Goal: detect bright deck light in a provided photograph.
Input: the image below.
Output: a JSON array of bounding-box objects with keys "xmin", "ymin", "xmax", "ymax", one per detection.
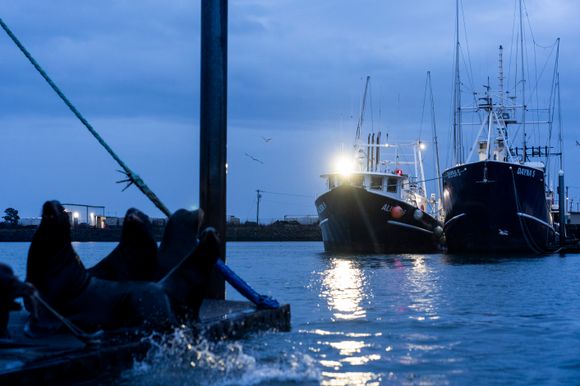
[
  {"xmin": 335, "ymin": 156, "xmax": 355, "ymax": 176},
  {"xmin": 419, "ymin": 142, "xmax": 427, "ymax": 150}
]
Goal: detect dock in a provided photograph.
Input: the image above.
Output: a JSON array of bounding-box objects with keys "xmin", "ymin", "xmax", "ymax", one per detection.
[{"xmin": 0, "ymin": 300, "xmax": 290, "ymax": 385}]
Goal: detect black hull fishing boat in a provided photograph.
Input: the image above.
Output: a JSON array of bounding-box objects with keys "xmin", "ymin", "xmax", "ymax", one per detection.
[
  {"xmin": 442, "ymin": 0, "xmax": 562, "ymax": 254},
  {"xmin": 443, "ymin": 161, "xmax": 555, "ymax": 253},
  {"xmin": 316, "ymin": 76, "xmax": 443, "ymax": 254},
  {"xmin": 316, "ymin": 183, "xmax": 441, "ymax": 253}
]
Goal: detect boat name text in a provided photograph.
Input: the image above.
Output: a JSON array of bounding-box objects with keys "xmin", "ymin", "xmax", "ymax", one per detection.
[
  {"xmin": 381, "ymin": 204, "xmax": 393, "ymax": 213},
  {"xmin": 382, "ymin": 203, "xmax": 407, "ymax": 216},
  {"xmin": 516, "ymin": 168, "xmax": 536, "ymax": 178},
  {"xmin": 444, "ymin": 169, "xmax": 463, "ymax": 179}
]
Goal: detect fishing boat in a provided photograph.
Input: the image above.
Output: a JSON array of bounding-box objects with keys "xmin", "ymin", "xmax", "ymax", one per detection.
[
  {"xmin": 315, "ymin": 77, "xmax": 443, "ymax": 254},
  {"xmin": 442, "ymin": 0, "xmax": 563, "ymax": 254}
]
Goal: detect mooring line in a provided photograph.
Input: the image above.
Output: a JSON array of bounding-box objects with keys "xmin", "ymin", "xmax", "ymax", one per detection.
[
  {"xmin": 31, "ymin": 292, "xmax": 104, "ymax": 346},
  {"xmin": 0, "ymin": 17, "xmax": 171, "ymax": 217}
]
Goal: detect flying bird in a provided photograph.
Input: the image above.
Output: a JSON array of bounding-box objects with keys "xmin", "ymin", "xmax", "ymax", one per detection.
[
  {"xmin": 576, "ymin": 140, "xmax": 580, "ymax": 146},
  {"xmin": 245, "ymin": 152, "xmax": 264, "ymax": 164},
  {"xmin": 261, "ymin": 136, "xmax": 272, "ymax": 143}
]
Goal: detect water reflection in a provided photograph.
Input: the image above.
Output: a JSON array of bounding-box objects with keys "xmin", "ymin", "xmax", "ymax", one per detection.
[
  {"xmin": 321, "ymin": 371, "xmax": 381, "ymax": 385},
  {"xmin": 316, "ymin": 254, "xmax": 448, "ymax": 384},
  {"xmin": 317, "ymin": 257, "xmax": 386, "ymax": 385},
  {"xmin": 321, "ymin": 258, "xmax": 367, "ymax": 321},
  {"xmin": 404, "ymin": 255, "xmax": 440, "ymax": 321}
]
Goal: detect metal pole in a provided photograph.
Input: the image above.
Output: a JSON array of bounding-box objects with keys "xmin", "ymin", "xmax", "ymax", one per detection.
[
  {"xmin": 256, "ymin": 189, "xmax": 262, "ymax": 224},
  {"xmin": 559, "ymin": 170, "xmax": 566, "ymax": 245},
  {"xmin": 200, "ymin": 0, "xmax": 228, "ymax": 299},
  {"xmin": 427, "ymin": 72, "xmax": 442, "ymax": 209}
]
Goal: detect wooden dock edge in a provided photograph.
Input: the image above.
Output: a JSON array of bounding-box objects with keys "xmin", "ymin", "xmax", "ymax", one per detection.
[{"xmin": 0, "ymin": 300, "xmax": 291, "ymax": 385}]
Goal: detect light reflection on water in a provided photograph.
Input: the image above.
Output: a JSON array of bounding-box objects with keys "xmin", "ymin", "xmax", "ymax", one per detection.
[
  {"xmin": 404, "ymin": 255, "xmax": 441, "ymax": 322},
  {"xmin": 314, "ymin": 253, "xmax": 447, "ymax": 385},
  {"xmin": 320, "ymin": 258, "xmax": 367, "ymax": 321}
]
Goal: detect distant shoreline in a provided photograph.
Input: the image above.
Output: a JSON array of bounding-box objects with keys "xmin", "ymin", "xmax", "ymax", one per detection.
[{"xmin": 0, "ymin": 222, "xmax": 322, "ymax": 242}]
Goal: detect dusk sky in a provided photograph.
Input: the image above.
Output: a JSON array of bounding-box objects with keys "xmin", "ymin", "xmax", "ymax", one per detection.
[{"xmin": 1, "ymin": 1, "xmax": 579, "ymax": 222}]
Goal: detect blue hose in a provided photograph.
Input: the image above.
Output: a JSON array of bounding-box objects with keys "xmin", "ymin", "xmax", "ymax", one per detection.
[{"xmin": 215, "ymin": 260, "xmax": 280, "ymax": 309}]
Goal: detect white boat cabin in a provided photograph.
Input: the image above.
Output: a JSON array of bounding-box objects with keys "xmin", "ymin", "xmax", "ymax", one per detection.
[{"xmin": 321, "ymin": 170, "xmax": 429, "ymax": 211}]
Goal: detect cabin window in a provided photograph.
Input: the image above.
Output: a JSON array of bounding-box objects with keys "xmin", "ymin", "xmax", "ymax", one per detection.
[
  {"xmin": 328, "ymin": 177, "xmax": 336, "ymax": 190},
  {"xmin": 351, "ymin": 175, "xmax": 364, "ymax": 187},
  {"xmin": 370, "ymin": 176, "xmax": 382, "ymax": 190},
  {"xmin": 386, "ymin": 177, "xmax": 398, "ymax": 193}
]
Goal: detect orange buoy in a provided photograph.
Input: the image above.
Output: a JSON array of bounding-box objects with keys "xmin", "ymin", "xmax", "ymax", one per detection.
[{"xmin": 391, "ymin": 206, "xmax": 404, "ymax": 219}]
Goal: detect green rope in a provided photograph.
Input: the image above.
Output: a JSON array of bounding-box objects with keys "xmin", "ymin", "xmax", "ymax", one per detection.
[{"xmin": 0, "ymin": 17, "xmax": 171, "ymax": 217}]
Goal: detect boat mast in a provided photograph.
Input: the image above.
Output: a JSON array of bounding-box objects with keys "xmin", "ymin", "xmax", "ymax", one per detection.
[
  {"xmin": 417, "ymin": 142, "xmax": 427, "ymax": 198},
  {"xmin": 555, "ymin": 39, "xmax": 562, "ymax": 170},
  {"xmin": 427, "ymin": 71, "xmax": 443, "ymax": 209},
  {"xmin": 498, "ymin": 45, "xmax": 504, "ymax": 111},
  {"xmin": 453, "ymin": 0, "xmax": 463, "ymax": 165},
  {"xmin": 355, "ymin": 76, "xmax": 371, "ymax": 146},
  {"xmin": 519, "ymin": 0, "xmax": 527, "ymax": 162}
]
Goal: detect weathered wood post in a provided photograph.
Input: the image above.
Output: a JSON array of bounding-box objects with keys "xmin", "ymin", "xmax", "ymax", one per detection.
[{"xmin": 200, "ymin": 0, "xmax": 228, "ymax": 298}]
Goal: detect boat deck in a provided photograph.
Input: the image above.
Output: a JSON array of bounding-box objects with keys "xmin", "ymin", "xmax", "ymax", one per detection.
[{"xmin": 0, "ymin": 300, "xmax": 291, "ymax": 384}]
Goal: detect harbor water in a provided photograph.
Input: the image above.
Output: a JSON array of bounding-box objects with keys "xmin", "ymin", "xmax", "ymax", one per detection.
[{"xmin": 2, "ymin": 241, "xmax": 580, "ymax": 385}]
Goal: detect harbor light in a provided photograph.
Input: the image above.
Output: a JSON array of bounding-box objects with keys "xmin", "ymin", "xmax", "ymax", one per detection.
[
  {"xmin": 73, "ymin": 212, "xmax": 80, "ymax": 219},
  {"xmin": 335, "ymin": 155, "xmax": 355, "ymax": 176}
]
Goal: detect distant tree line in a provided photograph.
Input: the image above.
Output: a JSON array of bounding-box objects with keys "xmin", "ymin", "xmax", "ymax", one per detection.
[{"xmin": 2, "ymin": 208, "xmax": 20, "ymax": 227}]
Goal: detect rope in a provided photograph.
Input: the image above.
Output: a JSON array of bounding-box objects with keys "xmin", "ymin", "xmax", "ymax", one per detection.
[
  {"xmin": 0, "ymin": 18, "xmax": 171, "ymax": 218},
  {"xmin": 30, "ymin": 292, "xmax": 104, "ymax": 346},
  {"xmin": 0, "ymin": 18, "xmax": 279, "ymax": 309}
]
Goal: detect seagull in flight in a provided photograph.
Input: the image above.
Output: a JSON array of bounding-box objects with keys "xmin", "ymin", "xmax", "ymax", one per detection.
[
  {"xmin": 261, "ymin": 136, "xmax": 272, "ymax": 143},
  {"xmin": 576, "ymin": 140, "xmax": 580, "ymax": 146},
  {"xmin": 245, "ymin": 152, "xmax": 264, "ymax": 164}
]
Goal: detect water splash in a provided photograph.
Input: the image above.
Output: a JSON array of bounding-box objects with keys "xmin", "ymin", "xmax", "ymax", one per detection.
[{"xmin": 116, "ymin": 326, "xmax": 320, "ymax": 385}]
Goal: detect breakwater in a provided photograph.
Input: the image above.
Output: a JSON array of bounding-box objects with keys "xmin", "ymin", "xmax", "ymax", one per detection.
[{"xmin": 0, "ymin": 222, "xmax": 322, "ymax": 242}]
